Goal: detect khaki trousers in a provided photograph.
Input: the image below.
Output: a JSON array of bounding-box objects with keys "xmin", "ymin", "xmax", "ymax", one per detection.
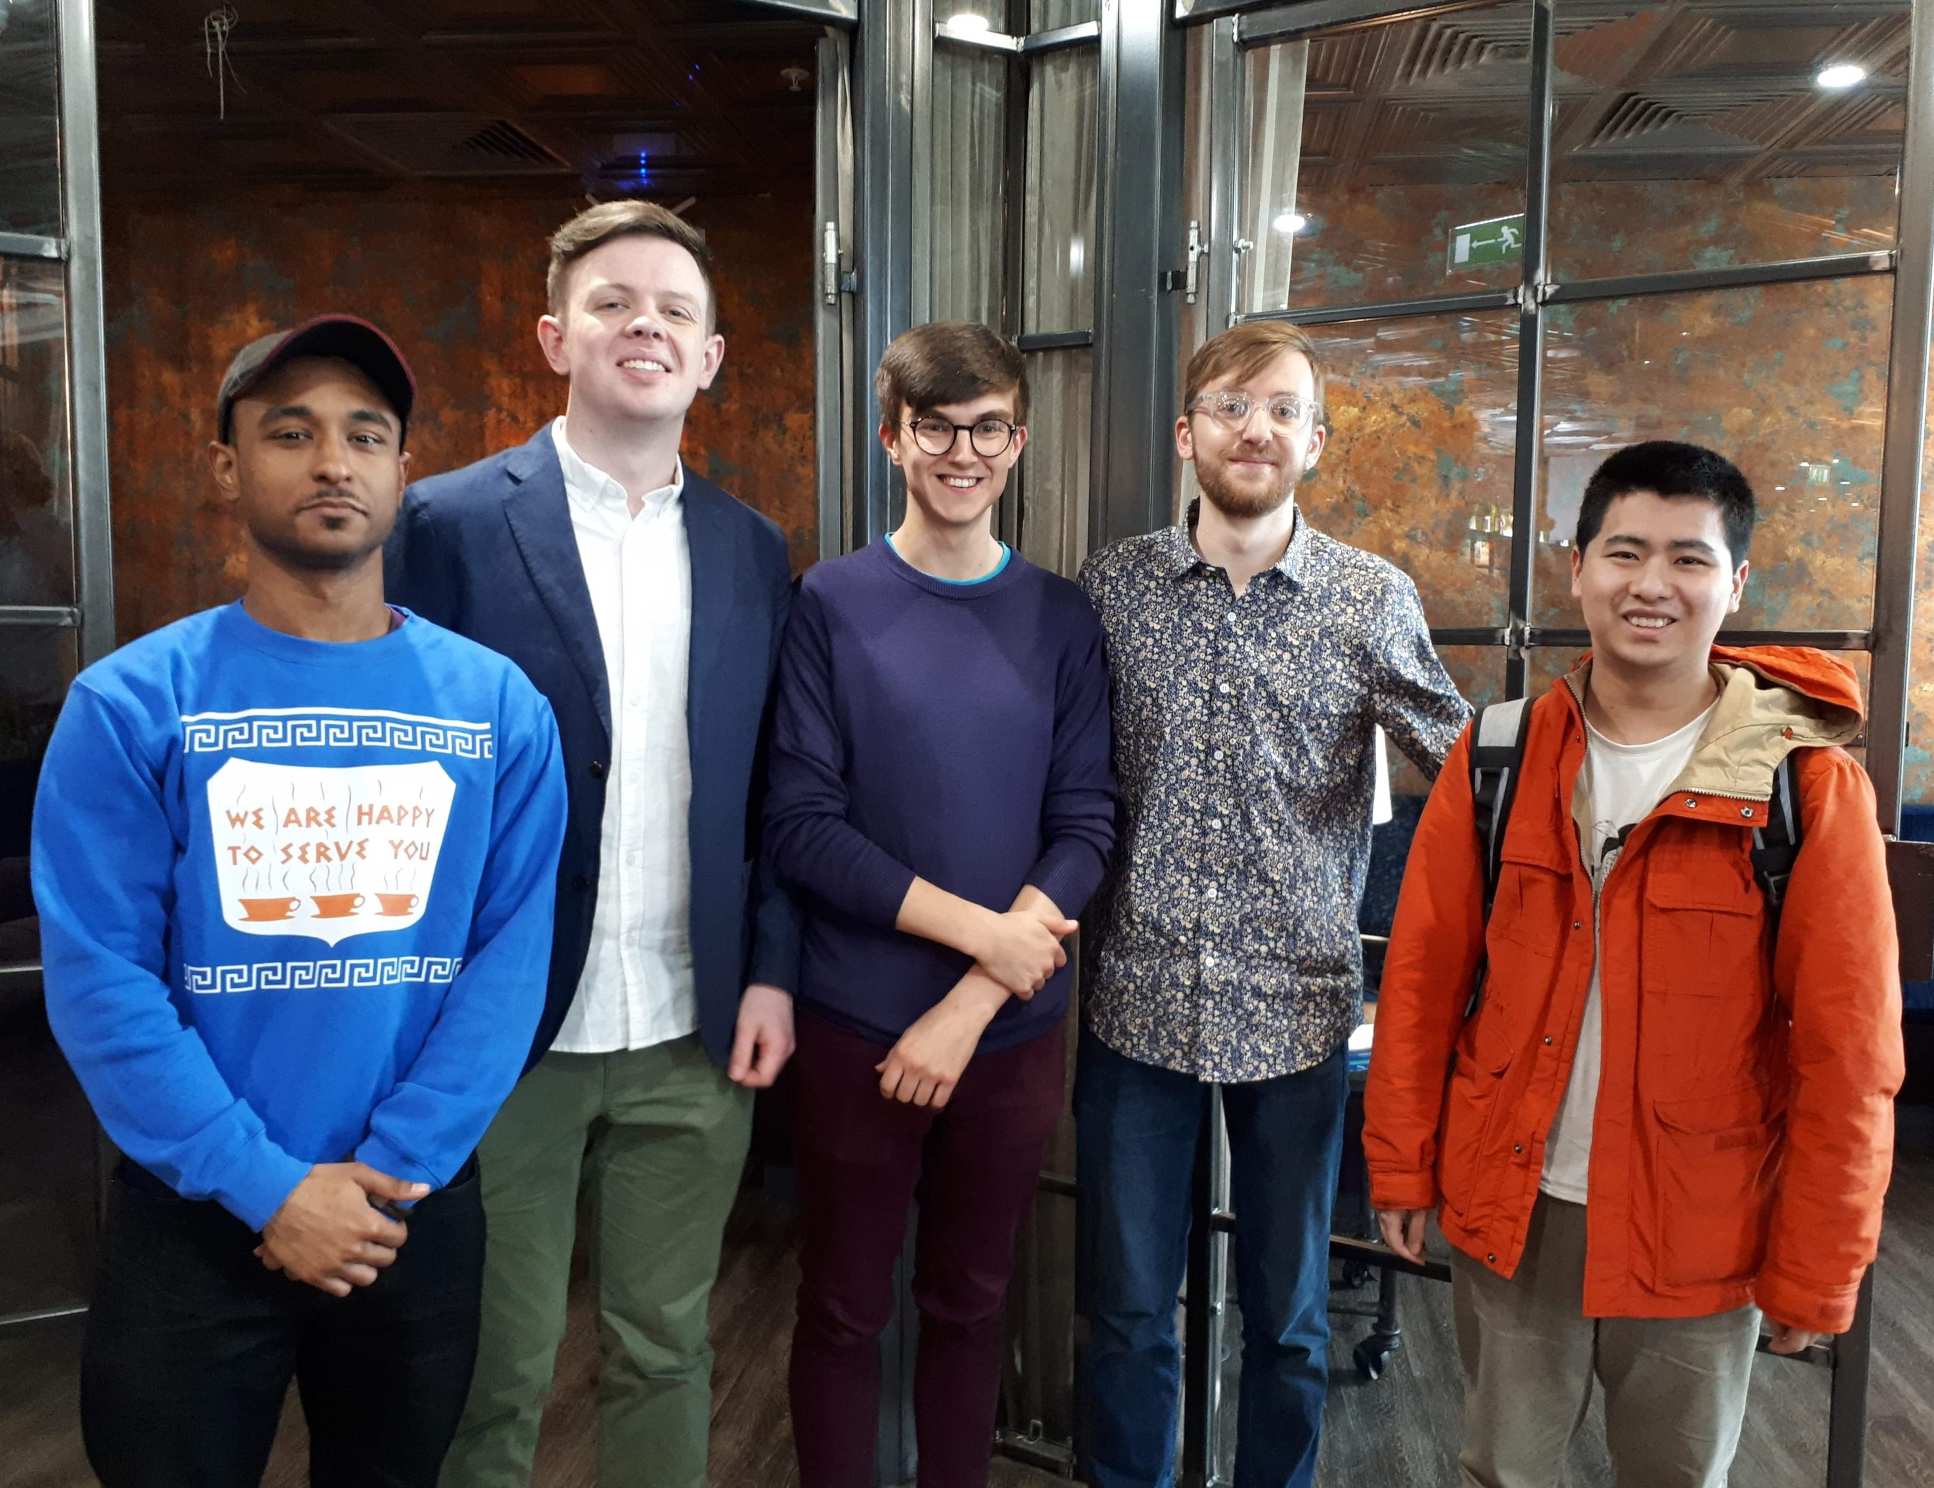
[
  {"xmin": 1451, "ymin": 1196, "xmax": 1760, "ymax": 1488},
  {"xmin": 441, "ymin": 1037, "xmax": 752, "ymax": 1488}
]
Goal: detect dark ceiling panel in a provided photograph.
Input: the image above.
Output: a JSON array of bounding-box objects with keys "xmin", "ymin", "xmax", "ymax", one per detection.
[{"xmin": 98, "ymin": 0, "xmax": 821, "ymax": 200}]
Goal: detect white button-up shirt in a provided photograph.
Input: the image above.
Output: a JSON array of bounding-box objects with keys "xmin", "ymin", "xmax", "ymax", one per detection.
[{"xmin": 549, "ymin": 418, "xmax": 698, "ymax": 1053}]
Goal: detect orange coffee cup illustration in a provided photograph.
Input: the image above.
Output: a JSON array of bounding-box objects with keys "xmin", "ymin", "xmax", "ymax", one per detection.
[
  {"xmin": 313, "ymin": 893, "xmax": 365, "ymax": 919},
  {"xmin": 239, "ymin": 896, "xmax": 301, "ymax": 922},
  {"xmin": 377, "ymin": 893, "xmax": 419, "ymax": 917}
]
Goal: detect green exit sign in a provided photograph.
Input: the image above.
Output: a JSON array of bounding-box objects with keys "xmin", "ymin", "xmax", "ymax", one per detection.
[{"xmin": 1449, "ymin": 213, "xmax": 1525, "ymax": 270}]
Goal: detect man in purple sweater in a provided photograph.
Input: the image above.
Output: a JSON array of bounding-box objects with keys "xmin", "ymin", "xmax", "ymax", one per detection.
[{"xmin": 764, "ymin": 321, "xmax": 1116, "ymax": 1488}]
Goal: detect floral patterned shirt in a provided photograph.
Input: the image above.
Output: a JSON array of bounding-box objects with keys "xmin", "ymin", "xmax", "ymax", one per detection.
[{"xmin": 1077, "ymin": 503, "xmax": 1470, "ymax": 1083}]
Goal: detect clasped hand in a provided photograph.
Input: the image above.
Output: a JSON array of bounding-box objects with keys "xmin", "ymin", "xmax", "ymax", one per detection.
[
  {"xmin": 876, "ymin": 902, "xmax": 1077, "ymax": 1110},
  {"xmin": 255, "ymin": 1162, "xmax": 428, "ymax": 1297}
]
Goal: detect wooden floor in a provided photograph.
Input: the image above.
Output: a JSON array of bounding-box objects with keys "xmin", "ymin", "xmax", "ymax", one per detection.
[{"xmin": 5, "ymin": 1105, "xmax": 1930, "ymax": 1487}]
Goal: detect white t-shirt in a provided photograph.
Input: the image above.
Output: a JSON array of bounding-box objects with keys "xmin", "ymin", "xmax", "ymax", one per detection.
[{"xmin": 1539, "ymin": 702, "xmax": 1714, "ymax": 1203}]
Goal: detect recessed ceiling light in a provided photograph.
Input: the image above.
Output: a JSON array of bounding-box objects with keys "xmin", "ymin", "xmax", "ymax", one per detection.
[
  {"xmin": 1816, "ymin": 63, "xmax": 1866, "ymax": 89},
  {"xmin": 947, "ymin": 12, "xmax": 992, "ymax": 32},
  {"xmin": 1273, "ymin": 211, "xmax": 1308, "ymax": 234}
]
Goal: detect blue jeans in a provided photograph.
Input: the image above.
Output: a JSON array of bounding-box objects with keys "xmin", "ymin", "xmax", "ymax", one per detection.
[{"xmin": 1075, "ymin": 1030, "xmax": 1347, "ymax": 1488}]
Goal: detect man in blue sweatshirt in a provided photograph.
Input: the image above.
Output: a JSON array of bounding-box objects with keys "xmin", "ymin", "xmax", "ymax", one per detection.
[
  {"xmin": 30, "ymin": 315, "xmax": 567, "ymax": 1488},
  {"xmin": 764, "ymin": 321, "xmax": 1116, "ymax": 1488}
]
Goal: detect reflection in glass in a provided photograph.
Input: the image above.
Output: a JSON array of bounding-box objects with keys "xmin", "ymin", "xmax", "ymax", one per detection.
[
  {"xmin": 1030, "ymin": 0, "xmax": 1097, "ymax": 27},
  {"xmin": 0, "ymin": 255, "xmax": 74, "ymax": 606},
  {"xmin": 1242, "ymin": 2, "xmax": 1532, "ymax": 311},
  {"xmin": 0, "ymin": 626, "xmax": 94, "ymax": 1317},
  {"xmin": 0, "ymin": 0, "xmax": 62, "ymax": 238},
  {"xmin": 932, "ymin": 45, "xmax": 1007, "ymax": 327},
  {"xmin": 1548, "ymin": 3, "xmax": 1909, "ymax": 279},
  {"xmin": 1302, "ymin": 311, "xmax": 1518, "ymax": 630},
  {"xmin": 1537, "ymin": 274, "xmax": 1889, "ymax": 631},
  {"xmin": 1017, "ymin": 349, "xmax": 1090, "ymax": 578},
  {"xmin": 1023, "ymin": 51, "xmax": 1098, "ymax": 333}
]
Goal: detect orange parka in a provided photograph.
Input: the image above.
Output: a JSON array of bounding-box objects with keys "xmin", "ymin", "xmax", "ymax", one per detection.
[{"xmin": 1363, "ymin": 647, "xmax": 1903, "ymax": 1334}]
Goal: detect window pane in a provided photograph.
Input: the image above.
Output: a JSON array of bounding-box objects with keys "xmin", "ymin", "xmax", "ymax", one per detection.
[
  {"xmin": 0, "ymin": 255, "xmax": 74, "ymax": 606},
  {"xmin": 1306, "ymin": 309, "xmax": 1518, "ymax": 629},
  {"xmin": 1031, "ymin": 0, "xmax": 1097, "ymax": 26},
  {"xmin": 932, "ymin": 44, "xmax": 1007, "ymax": 327},
  {"xmin": 1017, "ymin": 348, "xmax": 1090, "ymax": 577},
  {"xmin": 0, "ymin": 626, "xmax": 93, "ymax": 1317},
  {"xmin": 1243, "ymin": 3, "xmax": 1532, "ymax": 313},
  {"xmin": 1548, "ymin": 3, "xmax": 1910, "ymax": 280},
  {"xmin": 1023, "ymin": 50, "xmax": 1097, "ymax": 333},
  {"xmin": 0, "ymin": 0, "xmax": 62, "ymax": 239},
  {"xmin": 1536, "ymin": 274, "xmax": 1888, "ymax": 631}
]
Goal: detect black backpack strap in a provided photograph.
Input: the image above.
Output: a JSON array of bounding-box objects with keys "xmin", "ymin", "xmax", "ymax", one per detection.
[
  {"xmin": 1751, "ymin": 752, "xmax": 1802, "ymax": 932},
  {"xmin": 1471, "ymin": 696, "xmax": 1535, "ymax": 922}
]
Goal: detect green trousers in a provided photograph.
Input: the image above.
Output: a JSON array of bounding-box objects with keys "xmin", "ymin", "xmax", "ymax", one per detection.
[{"xmin": 441, "ymin": 1036, "xmax": 752, "ymax": 1488}]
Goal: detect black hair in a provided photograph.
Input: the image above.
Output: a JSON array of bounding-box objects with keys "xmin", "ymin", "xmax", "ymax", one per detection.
[{"xmin": 1575, "ymin": 440, "xmax": 1755, "ymax": 562}]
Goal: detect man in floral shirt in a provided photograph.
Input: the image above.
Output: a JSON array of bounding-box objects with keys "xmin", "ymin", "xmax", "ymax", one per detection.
[{"xmin": 1075, "ymin": 319, "xmax": 1468, "ymax": 1488}]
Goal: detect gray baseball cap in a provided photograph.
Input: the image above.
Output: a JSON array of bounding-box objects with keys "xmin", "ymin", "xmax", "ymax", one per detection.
[{"xmin": 216, "ymin": 314, "xmax": 416, "ymax": 444}]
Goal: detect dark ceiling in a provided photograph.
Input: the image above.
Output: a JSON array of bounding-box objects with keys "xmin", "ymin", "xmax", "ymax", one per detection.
[
  {"xmin": 1294, "ymin": 1, "xmax": 1911, "ymax": 188},
  {"xmin": 93, "ymin": 0, "xmax": 825, "ymax": 200}
]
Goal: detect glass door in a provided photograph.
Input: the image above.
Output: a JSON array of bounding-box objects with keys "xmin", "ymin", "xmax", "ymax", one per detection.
[{"xmin": 0, "ymin": 0, "xmax": 116, "ymax": 1340}]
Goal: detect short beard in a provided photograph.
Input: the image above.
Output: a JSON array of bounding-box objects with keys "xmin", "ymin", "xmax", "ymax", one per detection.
[
  {"xmin": 248, "ymin": 522, "xmax": 381, "ymax": 575},
  {"xmin": 1197, "ymin": 457, "xmax": 1296, "ymax": 520}
]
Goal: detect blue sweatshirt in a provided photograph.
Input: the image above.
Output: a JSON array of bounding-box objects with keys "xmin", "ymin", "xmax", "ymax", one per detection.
[
  {"xmin": 764, "ymin": 538, "xmax": 1116, "ymax": 1049},
  {"xmin": 31, "ymin": 601, "xmax": 567, "ymax": 1231}
]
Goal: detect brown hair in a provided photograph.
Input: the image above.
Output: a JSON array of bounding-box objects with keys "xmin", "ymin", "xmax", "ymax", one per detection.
[
  {"xmin": 875, "ymin": 321, "xmax": 1029, "ymax": 427},
  {"xmin": 1182, "ymin": 320, "xmax": 1327, "ymax": 423},
  {"xmin": 545, "ymin": 200, "xmax": 717, "ymax": 329}
]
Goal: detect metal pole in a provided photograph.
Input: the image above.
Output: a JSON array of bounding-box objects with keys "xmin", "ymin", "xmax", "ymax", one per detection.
[
  {"xmin": 1089, "ymin": 0, "xmax": 1184, "ymax": 548},
  {"xmin": 852, "ymin": 0, "xmax": 917, "ymax": 549},
  {"xmin": 1202, "ymin": 18, "xmax": 1242, "ymax": 339},
  {"xmin": 1824, "ymin": 1268, "xmax": 1875, "ymax": 1488},
  {"xmin": 1865, "ymin": 0, "xmax": 1934, "ymax": 838},
  {"xmin": 58, "ymin": 0, "xmax": 115, "ymax": 672},
  {"xmin": 814, "ymin": 28, "xmax": 854, "ymax": 561},
  {"xmin": 1503, "ymin": 0, "xmax": 1553, "ymax": 701},
  {"xmin": 1180, "ymin": 1086, "xmax": 1230, "ymax": 1487}
]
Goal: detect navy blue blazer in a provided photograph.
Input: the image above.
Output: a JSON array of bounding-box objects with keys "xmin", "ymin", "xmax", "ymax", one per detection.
[{"xmin": 385, "ymin": 424, "xmax": 800, "ymax": 1071}]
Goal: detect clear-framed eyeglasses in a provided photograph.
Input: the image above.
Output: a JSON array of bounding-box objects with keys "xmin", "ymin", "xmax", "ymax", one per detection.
[
  {"xmin": 903, "ymin": 415, "xmax": 1021, "ymax": 458},
  {"xmin": 1190, "ymin": 390, "xmax": 1321, "ymax": 432}
]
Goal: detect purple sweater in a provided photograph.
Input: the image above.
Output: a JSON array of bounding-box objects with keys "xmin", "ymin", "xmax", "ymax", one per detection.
[{"xmin": 764, "ymin": 538, "xmax": 1117, "ymax": 1049}]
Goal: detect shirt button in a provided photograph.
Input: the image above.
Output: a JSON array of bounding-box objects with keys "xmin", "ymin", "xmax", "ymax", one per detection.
[
  {"xmin": 1572, "ymin": 920, "xmax": 1582, "ymax": 930},
  {"xmin": 1513, "ymin": 1143, "xmax": 1523, "ymax": 1154},
  {"xmin": 1486, "ymin": 1252, "xmax": 1497, "ymax": 1264},
  {"xmin": 1543, "ymin": 1035, "xmax": 1554, "ymax": 1046},
  {"xmin": 589, "ymin": 759, "xmax": 607, "ymax": 780}
]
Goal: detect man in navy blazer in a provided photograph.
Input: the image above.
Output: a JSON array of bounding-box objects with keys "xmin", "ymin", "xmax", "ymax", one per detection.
[{"xmin": 386, "ymin": 201, "xmax": 798, "ymax": 1488}]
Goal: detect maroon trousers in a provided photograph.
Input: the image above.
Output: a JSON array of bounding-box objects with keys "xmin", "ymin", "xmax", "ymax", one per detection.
[{"xmin": 788, "ymin": 1006, "xmax": 1067, "ymax": 1488}]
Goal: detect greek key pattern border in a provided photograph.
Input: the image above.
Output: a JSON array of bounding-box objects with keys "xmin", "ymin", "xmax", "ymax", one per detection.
[
  {"xmin": 182, "ymin": 714, "xmax": 492, "ymax": 759},
  {"xmin": 186, "ymin": 956, "xmax": 464, "ymax": 996}
]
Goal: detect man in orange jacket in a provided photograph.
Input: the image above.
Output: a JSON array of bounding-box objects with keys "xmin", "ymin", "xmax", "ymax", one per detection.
[{"xmin": 1364, "ymin": 440, "xmax": 1903, "ymax": 1487}]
